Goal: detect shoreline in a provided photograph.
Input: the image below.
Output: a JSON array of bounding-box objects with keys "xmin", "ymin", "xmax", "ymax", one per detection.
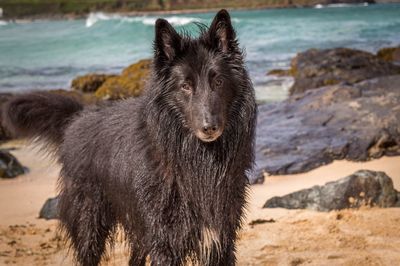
[
  {"xmin": 3, "ymin": 6, "xmax": 294, "ymax": 22},
  {"xmin": 0, "ymin": 2, "xmax": 381, "ymax": 22}
]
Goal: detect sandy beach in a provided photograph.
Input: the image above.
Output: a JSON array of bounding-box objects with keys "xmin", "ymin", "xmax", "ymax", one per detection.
[{"xmin": 0, "ymin": 141, "xmax": 399, "ymax": 265}]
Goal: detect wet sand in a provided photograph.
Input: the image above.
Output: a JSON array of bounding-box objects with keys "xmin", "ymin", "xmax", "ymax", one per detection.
[{"xmin": 1, "ymin": 142, "xmax": 399, "ymax": 265}]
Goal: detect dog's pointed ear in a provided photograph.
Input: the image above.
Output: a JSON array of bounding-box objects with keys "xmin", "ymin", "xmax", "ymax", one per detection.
[
  {"xmin": 154, "ymin": 19, "xmax": 181, "ymax": 61},
  {"xmin": 209, "ymin": 9, "xmax": 236, "ymax": 53}
]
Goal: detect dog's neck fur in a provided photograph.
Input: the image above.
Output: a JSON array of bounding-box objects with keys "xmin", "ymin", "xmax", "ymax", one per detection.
[{"xmin": 144, "ymin": 102, "xmax": 233, "ymax": 183}]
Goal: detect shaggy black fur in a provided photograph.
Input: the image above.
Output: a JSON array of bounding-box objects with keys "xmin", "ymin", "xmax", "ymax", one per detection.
[{"xmin": 2, "ymin": 9, "xmax": 257, "ymax": 266}]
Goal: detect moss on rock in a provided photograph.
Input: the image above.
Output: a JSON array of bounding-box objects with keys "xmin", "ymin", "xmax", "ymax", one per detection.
[
  {"xmin": 266, "ymin": 69, "xmax": 291, "ymax": 76},
  {"xmin": 95, "ymin": 59, "xmax": 151, "ymax": 100},
  {"xmin": 71, "ymin": 74, "xmax": 116, "ymax": 93},
  {"xmin": 377, "ymin": 46, "xmax": 400, "ymax": 63}
]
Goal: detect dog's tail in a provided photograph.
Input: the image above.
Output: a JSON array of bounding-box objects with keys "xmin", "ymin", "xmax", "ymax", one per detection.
[{"xmin": 2, "ymin": 92, "xmax": 84, "ymax": 147}]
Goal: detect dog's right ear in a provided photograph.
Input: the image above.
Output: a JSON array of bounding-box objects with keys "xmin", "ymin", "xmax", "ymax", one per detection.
[
  {"xmin": 208, "ymin": 9, "xmax": 236, "ymax": 53},
  {"xmin": 154, "ymin": 19, "xmax": 181, "ymax": 62}
]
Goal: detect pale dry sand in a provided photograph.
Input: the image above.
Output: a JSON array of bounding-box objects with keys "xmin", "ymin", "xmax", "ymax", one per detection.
[{"xmin": 0, "ymin": 141, "xmax": 399, "ymax": 266}]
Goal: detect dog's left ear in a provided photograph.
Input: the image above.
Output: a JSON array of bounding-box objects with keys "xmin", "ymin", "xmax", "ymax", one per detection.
[
  {"xmin": 209, "ymin": 9, "xmax": 236, "ymax": 53},
  {"xmin": 154, "ymin": 18, "xmax": 181, "ymax": 61}
]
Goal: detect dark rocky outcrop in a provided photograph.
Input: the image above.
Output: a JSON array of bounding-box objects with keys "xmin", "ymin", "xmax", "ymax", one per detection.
[
  {"xmin": 377, "ymin": 46, "xmax": 400, "ymax": 63},
  {"xmin": 39, "ymin": 196, "xmax": 59, "ymax": 220},
  {"xmin": 252, "ymin": 75, "xmax": 400, "ymax": 183},
  {"xmin": 289, "ymin": 48, "xmax": 400, "ymax": 95},
  {"xmin": 71, "ymin": 74, "xmax": 116, "ymax": 93},
  {"xmin": 0, "ymin": 149, "xmax": 27, "ymax": 178},
  {"xmin": 263, "ymin": 170, "xmax": 400, "ymax": 211}
]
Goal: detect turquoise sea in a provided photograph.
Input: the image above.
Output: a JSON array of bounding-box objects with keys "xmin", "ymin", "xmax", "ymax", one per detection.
[{"xmin": 0, "ymin": 4, "xmax": 399, "ymax": 101}]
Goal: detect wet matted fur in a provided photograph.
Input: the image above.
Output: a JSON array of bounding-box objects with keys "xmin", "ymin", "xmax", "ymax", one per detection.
[{"xmin": 2, "ymin": 9, "xmax": 257, "ymax": 266}]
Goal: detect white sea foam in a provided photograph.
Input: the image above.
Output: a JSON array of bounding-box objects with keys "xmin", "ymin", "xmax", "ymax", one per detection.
[
  {"xmin": 86, "ymin": 12, "xmax": 113, "ymax": 27},
  {"xmin": 0, "ymin": 20, "xmax": 7, "ymax": 26},
  {"xmin": 142, "ymin": 16, "xmax": 201, "ymax": 26},
  {"xmin": 314, "ymin": 2, "xmax": 369, "ymax": 8},
  {"xmin": 85, "ymin": 12, "xmax": 201, "ymax": 28}
]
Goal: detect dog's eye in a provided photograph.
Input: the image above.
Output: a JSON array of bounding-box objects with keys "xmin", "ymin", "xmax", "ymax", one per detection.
[
  {"xmin": 181, "ymin": 83, "xmax": 191, "ymax": 92},
  {"xmin": 214, "ymin": 78, "xmax": 223, "ymax": 88}
]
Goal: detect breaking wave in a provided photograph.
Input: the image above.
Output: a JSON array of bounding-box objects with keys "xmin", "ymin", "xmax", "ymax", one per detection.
[
  {"xmin": 85, "ymin": 12, "xmax": 201, "ymax": 28},
  {"xmin": 314, "ymin": 2, "xmax": 369, "ymax": 9}
]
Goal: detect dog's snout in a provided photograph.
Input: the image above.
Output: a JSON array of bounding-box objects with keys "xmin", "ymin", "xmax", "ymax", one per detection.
[{"xmin": 193, "ymin": 102, "xmax": 225, "ymax": 142}]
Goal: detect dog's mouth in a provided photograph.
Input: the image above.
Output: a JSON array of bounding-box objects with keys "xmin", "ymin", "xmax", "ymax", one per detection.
[{"xmin": 195, "ymin": 130, "xmax": 223, "ymax": 143}]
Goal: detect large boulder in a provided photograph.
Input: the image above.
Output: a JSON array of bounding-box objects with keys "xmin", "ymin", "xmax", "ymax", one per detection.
[
  {"xmin": 289, "ymin": 48, "xmax": 400, "ymax": 95},
  {"xmin": 0, "ymin": 149, "xmax": 27, "ymax": 178},
  {"xmin": 253, "ymin": 75, "xmax": 400, "ymax": 183},
  {"xmin": 95, "ymin": 59, "xmax": 151, "ymax": 100},
  {"xmin": 377, "ymin": 46, "xmax": 400, "ymax": 63},
  {"xmin": 71, "ymin": 74, "xmax": 116, "ymax": 93},
  {"xmin": 263, "ymin": 170, "xmax": 400, "ymax": 211}
]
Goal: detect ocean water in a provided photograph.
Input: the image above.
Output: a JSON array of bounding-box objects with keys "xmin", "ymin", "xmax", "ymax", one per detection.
[{"xmin": 0, "ymin": 4, "xmax": 399, "ymax": 101}]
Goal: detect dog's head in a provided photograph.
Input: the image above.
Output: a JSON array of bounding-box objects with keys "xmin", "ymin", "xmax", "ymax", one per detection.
[{"xmin": 153, "ymin": 10, "xmax": 244, "ymax": 143}]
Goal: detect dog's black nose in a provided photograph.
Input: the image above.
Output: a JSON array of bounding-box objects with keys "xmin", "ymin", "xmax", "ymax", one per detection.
[{"xmin": 202, "ymin": 124, "xmax": 218, "ymax": 135}]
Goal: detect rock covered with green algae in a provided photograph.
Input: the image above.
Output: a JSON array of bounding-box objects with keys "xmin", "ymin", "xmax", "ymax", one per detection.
[
  {"xmin": 71, "ymin": 74, "xmax": 116, "ymax": 93},
  {"xmin": 266, "ymin": 69, "xmax": 291, "ymax": 77},
  {"xmin": 377, "ymin": 46, "xmax": 400, "ymax": 63},
  {"xmin": 69, "ymin": 59, "xmax": 152, "ymax": 100},
  {"xmin": 95, "ymin": 59, "xmax": 152, "ymax": 100}
]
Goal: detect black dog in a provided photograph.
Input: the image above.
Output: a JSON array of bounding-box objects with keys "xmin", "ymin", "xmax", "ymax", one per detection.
[{"xmin": 2, "ymin": 9, "xmax": 256, "ymax": 266}]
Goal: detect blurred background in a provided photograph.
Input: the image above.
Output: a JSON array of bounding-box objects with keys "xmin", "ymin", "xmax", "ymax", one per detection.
[{"xmin": 0, "ymin": 0, "xmax": 399, "ymax": 102}]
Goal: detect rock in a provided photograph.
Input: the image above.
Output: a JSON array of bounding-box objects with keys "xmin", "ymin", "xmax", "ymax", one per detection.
[
  {"xmin": 263, "ymin": 170, "xmax": 400, "ymax": 211},
  {"xmin": 0, "ymin": 149, "xmax": 27, "ymax": 178},
  {"xmin": 39, "ymin": 197, "xmax": 59, "ymax": 220},
  {"xmin": 95, "ymin": 59, "xmax": 151, "ymax": 100},
  {"xmin": 253, "ymin": 75, "xmax": 400, "ymax": 183},
  {"xmin": 266, "ymin": 69, "xmax": 291, "ymax": 77},
  {"xmin": 377, "ymin": 46, "xmax": 400, "ymax": 63},
  {"xmin": 289, "ymin": 48, "xmax": 400, "ymax": 95},
  {"xmin": 71, "ymin": 74, "xmax": 116, "ymax": 93}
]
